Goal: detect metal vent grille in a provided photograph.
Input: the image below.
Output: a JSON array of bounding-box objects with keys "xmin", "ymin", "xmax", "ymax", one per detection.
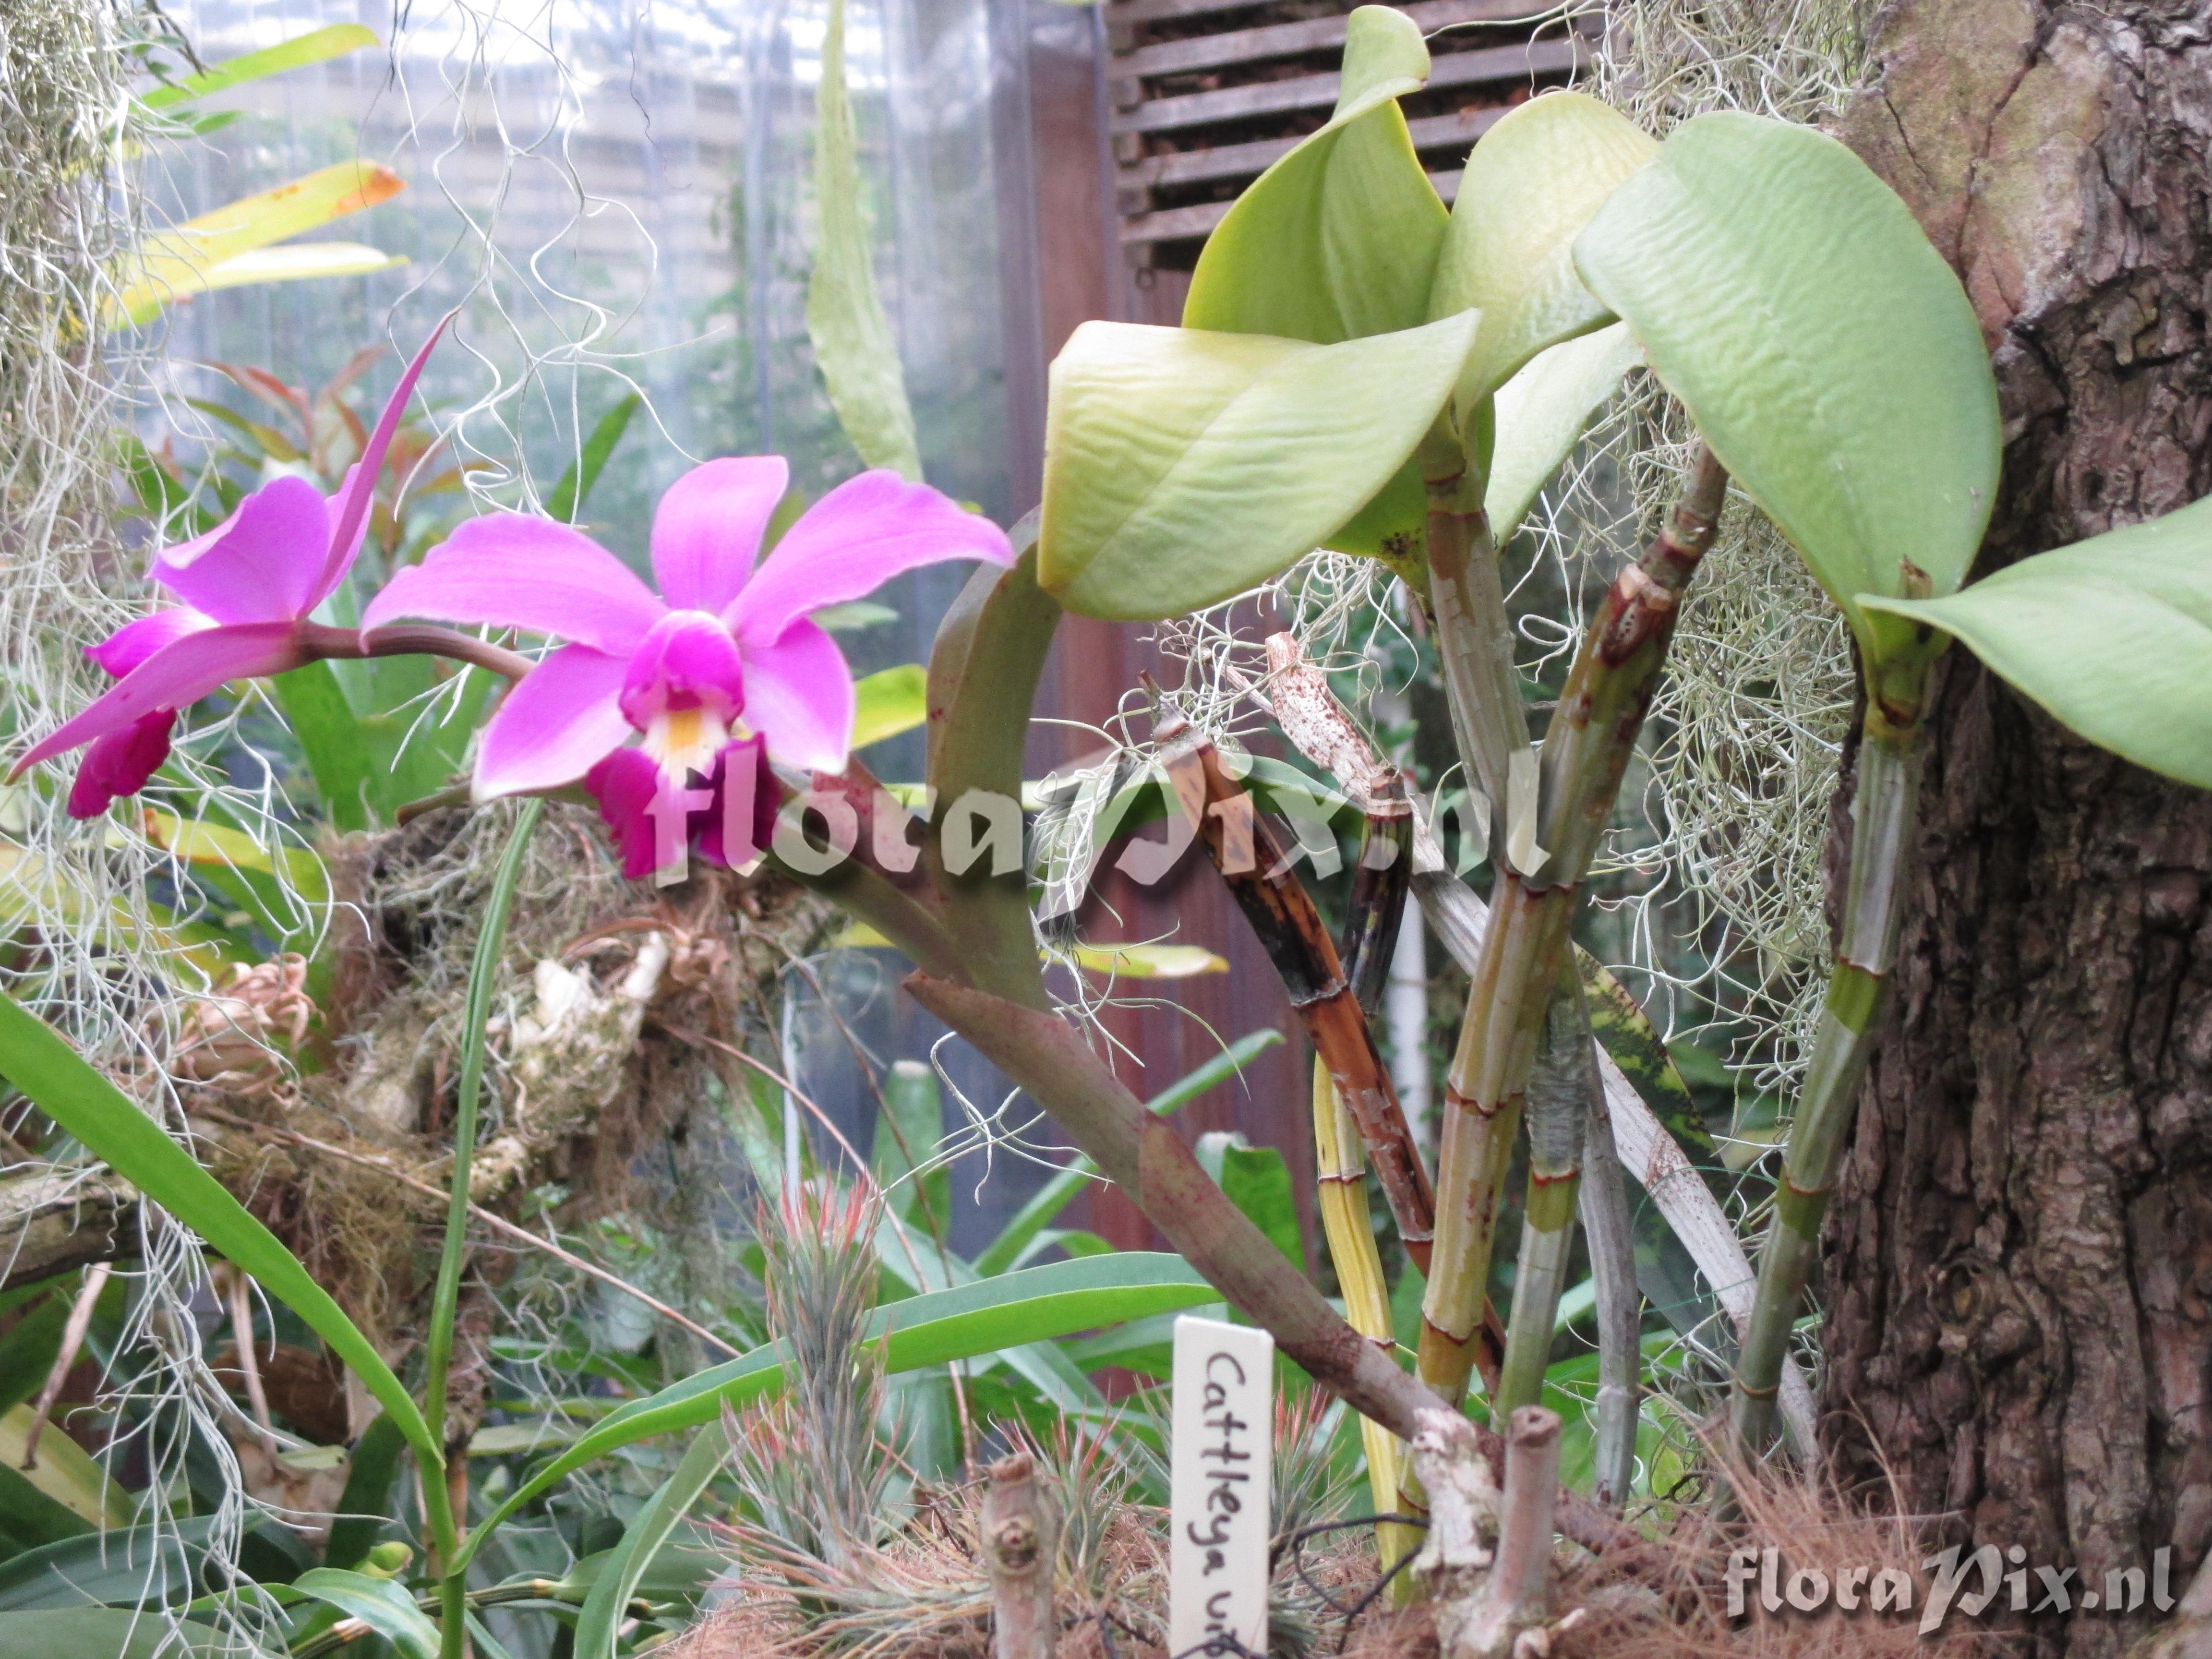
[{"xmin": 1106, "ymin": 0, "xmax": 1590, "ymax": 266}]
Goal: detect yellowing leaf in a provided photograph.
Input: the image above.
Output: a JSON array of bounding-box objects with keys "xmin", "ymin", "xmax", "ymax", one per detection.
[
  {"xmin": 194, "ymin": 242, "xmax": 409, "ymax": 292},
  {"xmin": 139, "ymin": 809, "xmax": 327, "ymax": 898},
  {"xmin": 115, "ymin": 162, "xmax": 408, "ymax": 325},
  {"xmin": 851, "ymin": 663, "xmax": 927, "ymax": 749},
  {"xmin": 1484, "ymin": 322, "xmax": 1641, "ymax": 544},
  {"xmin": 0, "ymin": 1405, "xmax": 131, "ymax": 1527},
  {"xmin": 142, "ymin": 24, "xmax": 379, "ymax": 109},
  {"xmin": 1071, "ymin": 943, "xmax": 1229, "ymax": 979},
  {"xmin": 1040, "ymin": 313, "xmax": 1478, "ymax": 620}
]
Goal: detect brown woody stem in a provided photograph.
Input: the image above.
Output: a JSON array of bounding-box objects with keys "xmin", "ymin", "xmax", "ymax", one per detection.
[
  {"xmin": 1419, "ymin": 446, "xmax": 1728, "ymax": 1409},
  {"xmin": 296, "ymin": 619, "xmax": 534, "ymax": 683}
]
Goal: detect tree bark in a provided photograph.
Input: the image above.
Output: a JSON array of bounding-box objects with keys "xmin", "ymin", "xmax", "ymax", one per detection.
[{"xmin": 1823, "ymin": 4, "xmax": 2212, "ymax": 1655}]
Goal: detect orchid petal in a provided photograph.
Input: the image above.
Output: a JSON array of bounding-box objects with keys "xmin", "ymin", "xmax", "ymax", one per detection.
[
  {"xmin": 584, "ymin": 746, "xmax": 664, "ymax": 880},
  {"xmin": 152, "ymin": 476, "xmax": 331, "ymax": 625},
  {"xmin": 619, "ymin": 611, "xmax": 746, "ymax": 727},
  {"xmin": 725, "ymin": 470, "xmax": 1015, "ymax": 644},
  {"xmin": 68, "ymin": 710, "xmax": 177, "ymax": 819},
  {"xmin": 317, "ymin": 319, "xmax": 450, "ymax": 606},
  {"xmin": 365, "ymin": 514, "xmax": 666, "ymax": 656},
  {"xmin": 471, "ymin": 644, "xmax": 633, "ymax": 800},
  {"xmin": 87, "ymin": 609, "xmax": 216, "ymax": 679},
  {"xmin": 651, "ymin": 456, "xmax": 789, "ymax": 614},
  {"xmin": 11, "ymin": 622, "xmax": 302, "ymax": 775},
  {"xmin": 739, "ymin": 619, "xmax": 854, "ymax": 774}
]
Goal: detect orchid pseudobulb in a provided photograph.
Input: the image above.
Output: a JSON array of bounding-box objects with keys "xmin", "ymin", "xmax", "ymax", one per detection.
[
  {"xmin": 363, "ymin": 458, "xmax": 1014, "ymax": 878},
  {"xmin": 9, "ymin": 324, "xmax": 448, "ymax": 817}
]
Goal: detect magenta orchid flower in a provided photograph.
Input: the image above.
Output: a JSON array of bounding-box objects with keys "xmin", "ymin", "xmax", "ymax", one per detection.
[
  {"xmin": 361, "ymin": 458, "xmax": 1015, "ymax": 878},
  {"xmin": 11, "ymin": 324, "xmax": 449, "ymax": 818}
]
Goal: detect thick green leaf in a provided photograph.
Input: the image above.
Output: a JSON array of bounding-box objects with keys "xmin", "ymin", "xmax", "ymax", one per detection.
[
  {"xmin": 1574, "ymin": 112, "xmax": 1999, "ymax": 666},
  {"xmin": 0, "ymin": 1405, "xmax": 128, "ymax": 1529},
  {"xmin": 973, "ymin": 1029, "xmax": 1282, "ymax": 1276},
  {"xmin": 0, "ymin": 1516, "xmax": 298, "ymax": 1611},
  {"xmin": 0, "ymin": 1610, "xmax": 225, "ymax": 1658},
  {"xmin": 544, "ymin": 393, "xmax": 643, "ymax": 526},
  {"xmin": 1861, "ymin": 496, "xmax": 2212, "ymax": 787},
  {"xmin": 1484, "ymin": 322, "xmax": 1640, "ymax": 544},
  {"xmin": 1040, "ymin": 313, "xmax": 1479, "ymax": 620},
  {"xmin": 1431, "ymin": 92, "xmax": 1655, "ymax": 411},
  {"xmin": 852, "ymin": 663, "xmax": 928, "ymax": 751},
  {"xmin": 142, "ymin": 24, "xmax": 378, "ymax": 108},
  {"xmin": 455, "ymin": 1252, "xmax": 1214, "ymax": 1566},
  {"xmin": 572, "ymin": 1424, "xmax": 729, "ymax": 1659},
  {"xmin": 292, "ymin": 1568, "xmax": 439, "ymax": 1659},
  {"xmin": 1184, "ymin": 7, "xmax": 1443, "ymax": 345},
  {"xmin": 0, "ymin": 996, "xmax": 436, "ymax": 1470},
  {"xmin": 1194, "ymin": 1133, "xmax": 1302, "ymax": 1267},
  {"xmin": 807, "ymin": 0, "xmax": 923, "ymax": 479}
]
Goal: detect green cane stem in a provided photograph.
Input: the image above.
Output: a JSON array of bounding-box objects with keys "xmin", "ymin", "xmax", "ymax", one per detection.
[
  {"xmin": 1728, "ymin": 710, "xmax": 1924, "ymax": 1453},
  {"xmin": 1495, "ymin": 972, "xmax": 1592, "ymax": 1414},
  {"xmin": 1419, "ymin": 446, "xmax": 1728, "ymax": 1409}
]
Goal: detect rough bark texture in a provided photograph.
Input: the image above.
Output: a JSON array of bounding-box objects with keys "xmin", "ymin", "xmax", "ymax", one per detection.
[{"xmin": 1823, "ymin": 3, "xmax": 2212, "ymax": 1654}]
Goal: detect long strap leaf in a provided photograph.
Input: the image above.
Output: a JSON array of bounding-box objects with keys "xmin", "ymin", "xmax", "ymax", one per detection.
[
  {"xmin": 0, "ymin": 994, "xmax": 436, "ymax": 1467},
  {"xmin": 453, "ymin": 1252, "xmax": 1211, "ymax": 1569},
  {"xmin": 572, "ymin": 1419, "xmax": 730, "ymax": 1659}
]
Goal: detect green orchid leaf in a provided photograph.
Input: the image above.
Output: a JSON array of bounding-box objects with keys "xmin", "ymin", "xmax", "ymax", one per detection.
[
  {"xmin": 1860, "ymin": 496, "xmax": 2212, "ymax": 787},
  {"xmin": 573, "ymin": 1424, "xmax": 729, "ymax": 1659},
  {"xmin": 455, "ymin": 1252, "xmax": 1214, "ymax": 1568},
  {"xmin": 1194, "ymin": 1133, "xmax": 1302, "ymax": 1267},
  {"xmin": 292, "ymin": 1569, "xmax": 440, "ymax": 1659},
  {"xmin": 0, "ymin": 1611, "xmax": 226, "ymax": 1658},
  {"xmin": 544, "ymin": 392, "xmax": 644, "ymax": 526},
  {"xmin": 1574, "ymin": 111, "xmax": 2000, "ymax": 666},
  {"xmin": 807, "ymin": 0, "xmax": 923, "ymax": 479},
  {"xmin": 1484, "ymin": 321, "xmax": 1640, "ymax": 544},
  {"xmin": 0, "ymin": 995, "xmax": 438, "ymax": 1472},
  {"xmin": 1040, "ymin": 313, "xmax": 1479, "ymax": 619},
  {"xmin": 1184, "ymin": 6, "xmax": 1443, "ymax": 345},
  {"xmin": 141, "ymin": 24, "xmax": 378, "ymax": 109},
  {"xmin": 1431, "ymin": 91, "xmax": 1656, "ymax": 412}
]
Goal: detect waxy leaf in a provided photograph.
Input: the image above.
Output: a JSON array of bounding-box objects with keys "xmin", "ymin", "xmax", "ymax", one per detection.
[
  {"xmin": 1430, "ymin": 92, "xmax": 1655, "ymax": 411},
  {"xmin": 1484, "ymin": 321, "xmax": 1640, "ymax": 544},
  {"xmin": 1184, "ymin": 6, "xmax": 1443, "ymax": 345},
  {"xmin": 1040, "ymin": 313, "xmax": 1479, "ymax": 619},
  {"xmin": 1860, "ymin": 496, "xmax": 2212, "ymax": 787},
  {"xmin": 1575, "ymin": 112, "xmax": 1999, "ymax": 667},
  {"xmin": 141, "ymin": 24, "xmax": 378, "ymax": 109}
]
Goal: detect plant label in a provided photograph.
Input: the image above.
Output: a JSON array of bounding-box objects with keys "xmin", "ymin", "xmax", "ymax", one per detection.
[{"xmin": 1170, "ymin": 1314, "xmax": 1273, "ymax": 1657}]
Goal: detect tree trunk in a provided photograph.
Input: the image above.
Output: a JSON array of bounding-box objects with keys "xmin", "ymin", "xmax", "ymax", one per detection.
[{"xmin": 1822, "ymin": 3, "xmax": 2212, "ymax": 1654}]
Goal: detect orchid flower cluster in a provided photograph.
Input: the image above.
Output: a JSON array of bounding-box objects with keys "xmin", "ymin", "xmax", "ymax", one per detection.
[{"xmin": 13, "ymin": 331, "xmax": 1016, "ymax": 877}]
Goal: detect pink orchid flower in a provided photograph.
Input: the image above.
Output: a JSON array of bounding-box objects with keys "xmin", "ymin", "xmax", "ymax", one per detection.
[
  {"xmin": 11, "ymin": 325, "xmax": 448, "ymax": 818},
  {"xmin": 361, "ymin": 458, "xmax": 1015, "ymax": 878}
]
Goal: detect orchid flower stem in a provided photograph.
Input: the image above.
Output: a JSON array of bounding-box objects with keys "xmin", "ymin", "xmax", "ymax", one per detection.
[
  {"xmin": 423, "ymin": 799, "xmax": 542, "ymax": 1659},
  {"xmin": 1729, "ymin": 709, "xmax": 1924, "ymax": 1455},
  {"xmin": 295, "ymin": 620, "xmax": 534, "ymax": 684},
  {"xmin": 1419, "ymin": 445, "xmax": 1728, "ymax": 1411},
  {"xmin": 1495, "ymin": 971, "xmax": 1592, "ymax": 1416}
]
